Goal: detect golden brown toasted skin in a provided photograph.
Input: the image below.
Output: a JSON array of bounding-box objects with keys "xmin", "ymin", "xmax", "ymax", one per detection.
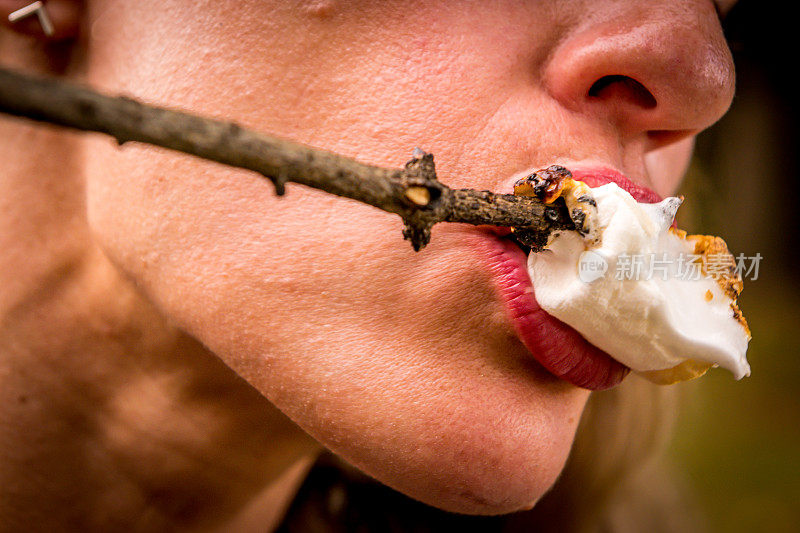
[
  {"xmin": 634, "ymin": 229, "xmax": 750, "ymax": 384},
  {"xmin": 513, "ymin": 166, "xmax": 600, "ymax": 245},
  {"xmin": 682, "ymin": 231, "xmax": 751, "ymax": 338}
]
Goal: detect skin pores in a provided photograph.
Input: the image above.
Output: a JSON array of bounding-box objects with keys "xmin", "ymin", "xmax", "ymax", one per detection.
[{"xmin": 81, "ymin": 0, "xmax": 733, "ymax": 514}]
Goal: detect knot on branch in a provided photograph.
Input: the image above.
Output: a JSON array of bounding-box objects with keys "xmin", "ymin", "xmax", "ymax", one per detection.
[
  {"xmin": 399, "ymin": 148, "xmax": 446, "ymax": 251},
  {"xmin": 401, "ymin": 149, "xmax": 443, "ymax": 205},
  {"xmin": 0, "ymin": 67, "xmax": 575, "ymax": 254},
  {"xmin": 510, "ymin": 202, "xmax": 573, "ymax": 252},
  {"xmin": 405, "ymin": 147, "xmax": 437, "ymax": 178}
]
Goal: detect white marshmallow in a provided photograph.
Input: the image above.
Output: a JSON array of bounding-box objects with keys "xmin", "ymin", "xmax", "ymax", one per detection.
[{"xmin": 527, "ymin": 182, "xmax": 751, "ymax": 380}]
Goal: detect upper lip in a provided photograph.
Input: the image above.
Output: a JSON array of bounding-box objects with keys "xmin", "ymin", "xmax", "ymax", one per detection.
[
  {"xmin": 474, "ymin": 163, "xmax": 661, "ymax": 390},
  {"xmin": 504, "ymin": 163, "xmax": 662, "ymax": 203},
  {"xmin": 567, "ymin": 165, "xmax": 663, "ymax": 203}
]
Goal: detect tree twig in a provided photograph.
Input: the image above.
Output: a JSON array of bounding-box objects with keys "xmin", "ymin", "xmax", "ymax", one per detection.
[{"xmin": 0, "ymin": 67, "xmax": 572, "ymax": 250}]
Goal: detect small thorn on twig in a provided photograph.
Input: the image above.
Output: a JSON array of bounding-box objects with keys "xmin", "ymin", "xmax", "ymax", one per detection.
[
  {"xmin": 404, "ymin": 149, "xmax": 437, "ymax": 181},
  {"xmin": 271, "ymin": 171, "xmax": 287, "ymax": 196},
  {"xmin": 402, "ymin": 219, "xmax": 432, "ymax": 251},
  {"xmin": 0, "ymin": 67, "xmax": 568, "ymax": 254}
]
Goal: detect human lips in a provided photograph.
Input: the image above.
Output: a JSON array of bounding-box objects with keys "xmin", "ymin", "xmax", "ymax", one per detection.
[
  {"xmin": 472, "ymin": 165, "xmax": 664, "ymax": 390},
  {"xmin": 568, "ymin": 166, "xmax": 662, "ymax": 203}
]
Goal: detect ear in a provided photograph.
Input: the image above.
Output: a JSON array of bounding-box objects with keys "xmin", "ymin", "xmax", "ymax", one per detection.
[{"xmin": 1, "ymin": 0, "xmax": 82, "ymax": 41}]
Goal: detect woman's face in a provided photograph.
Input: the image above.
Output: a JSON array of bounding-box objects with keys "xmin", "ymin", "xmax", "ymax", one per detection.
[{"xmin": 82, "ymin": 0, "xmax": 734, "ymax": 514}]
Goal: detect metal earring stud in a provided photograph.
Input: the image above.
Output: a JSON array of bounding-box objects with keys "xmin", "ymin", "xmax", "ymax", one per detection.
[{"xmin": 8, "ymin": 1, "xmax": 54, "ymax": 37}]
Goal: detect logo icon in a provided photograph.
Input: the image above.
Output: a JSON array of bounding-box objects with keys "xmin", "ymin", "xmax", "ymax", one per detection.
[{"xmin": 578, "ymin": 250, "xmax": 608, "ymax": 283}]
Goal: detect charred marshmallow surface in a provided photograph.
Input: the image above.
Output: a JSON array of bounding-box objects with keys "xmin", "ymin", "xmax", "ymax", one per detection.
[{"xmin": 516, "ymin": 171, "xmax": 751, "ymax": 384}]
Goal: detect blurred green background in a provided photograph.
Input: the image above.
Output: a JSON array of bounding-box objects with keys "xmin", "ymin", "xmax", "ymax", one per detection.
[{"xmin": 670, "ymin": 2, "xmax": 800, "ymax": 532}]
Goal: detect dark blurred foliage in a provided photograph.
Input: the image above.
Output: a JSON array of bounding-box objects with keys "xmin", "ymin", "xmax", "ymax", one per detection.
[
  {"xmin": 683, "ymin": 0, "xmax": 800, "ymax": 273},
  {"xmin": 673, "ymin": 1, "xmax": 800, "ymax": 532}
]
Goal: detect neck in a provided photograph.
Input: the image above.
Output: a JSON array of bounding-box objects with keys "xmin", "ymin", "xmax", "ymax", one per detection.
[{"xmin": 0, "ymin": 39, "xmax": 319, "ymax": 531}]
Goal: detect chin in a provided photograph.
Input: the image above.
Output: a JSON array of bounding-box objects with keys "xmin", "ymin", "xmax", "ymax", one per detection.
[
  {"xmin": 402, "ymin": 442, "xmax": 567, "ymax": 516},
  {"xmin": 342, "ymin": 373, "xmax": 583, "ymax": 518},
  {"xmin": 431, "ymin": 481, "xmax": 550, "ymax": 517}
]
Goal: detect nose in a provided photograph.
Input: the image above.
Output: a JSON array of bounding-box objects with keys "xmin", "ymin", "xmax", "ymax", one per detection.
[{"xmin": 543, "ymin": 1, "xmax": 735, "ymax": 148}]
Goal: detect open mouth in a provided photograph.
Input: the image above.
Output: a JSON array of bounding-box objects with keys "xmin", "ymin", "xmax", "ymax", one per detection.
[{"xmin": 470, "ymin": 165, "xmax": 664, "ymax": 390}]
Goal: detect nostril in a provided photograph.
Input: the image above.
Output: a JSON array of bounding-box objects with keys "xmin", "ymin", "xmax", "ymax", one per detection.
[{"xmin": 588, "ymin": 75, "xmax": 657, "ymax": 109}]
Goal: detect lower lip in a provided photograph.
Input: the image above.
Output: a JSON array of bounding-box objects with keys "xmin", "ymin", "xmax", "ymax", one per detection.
[{"xmin": 473, "ymin": 230, "xmax": 629, "ymax": 390}]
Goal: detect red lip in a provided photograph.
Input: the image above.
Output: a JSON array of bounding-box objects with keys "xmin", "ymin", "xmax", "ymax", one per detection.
[
  {"xmin": 474, "ymin": 166, "xmax": 662, "ymax": 390},
  {"xmin": 569, "ymin": 167, "xmax": 662, "ymax": 203}
]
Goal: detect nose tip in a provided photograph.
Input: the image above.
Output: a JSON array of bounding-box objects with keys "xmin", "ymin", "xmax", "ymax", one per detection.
[{"xmin": 543, "ymin": 2, "xmax": 735, "ymax": 146}]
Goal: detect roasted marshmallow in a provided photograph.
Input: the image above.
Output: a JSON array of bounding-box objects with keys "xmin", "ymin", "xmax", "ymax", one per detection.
[{"xmin": 522, "ymin": 180, "xmax": 751, "ymax": 384}]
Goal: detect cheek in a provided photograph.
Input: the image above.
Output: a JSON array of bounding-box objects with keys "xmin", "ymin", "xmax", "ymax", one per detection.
[
  {"xmin": 82, "ymin": 137, "xmax": 589, "ymax": 515},
  {"xmin": 83, "ymin": 138, "xmax": 398, "ymax": 323},
  {"xmin": 81, "ymin": 133, "xmax": 508, "ymax": 355},
  {"xmin": 644, "ymin": 137, "xmax": 696, "ymax": 196},
  {"xmin": 81, "ymin": 0, "xmax": 591, "ymax": 514}
]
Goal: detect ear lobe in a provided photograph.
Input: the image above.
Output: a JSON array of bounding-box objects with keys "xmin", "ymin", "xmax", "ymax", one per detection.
[{"xmin": 1, "ymin": 0, "xmax": 82, "ymax": 41}]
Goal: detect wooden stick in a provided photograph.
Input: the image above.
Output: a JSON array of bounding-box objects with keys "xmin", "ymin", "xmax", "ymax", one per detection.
[{"xmin": 0, "ymin": 67, "xmax": 572, "ymax": 250}]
